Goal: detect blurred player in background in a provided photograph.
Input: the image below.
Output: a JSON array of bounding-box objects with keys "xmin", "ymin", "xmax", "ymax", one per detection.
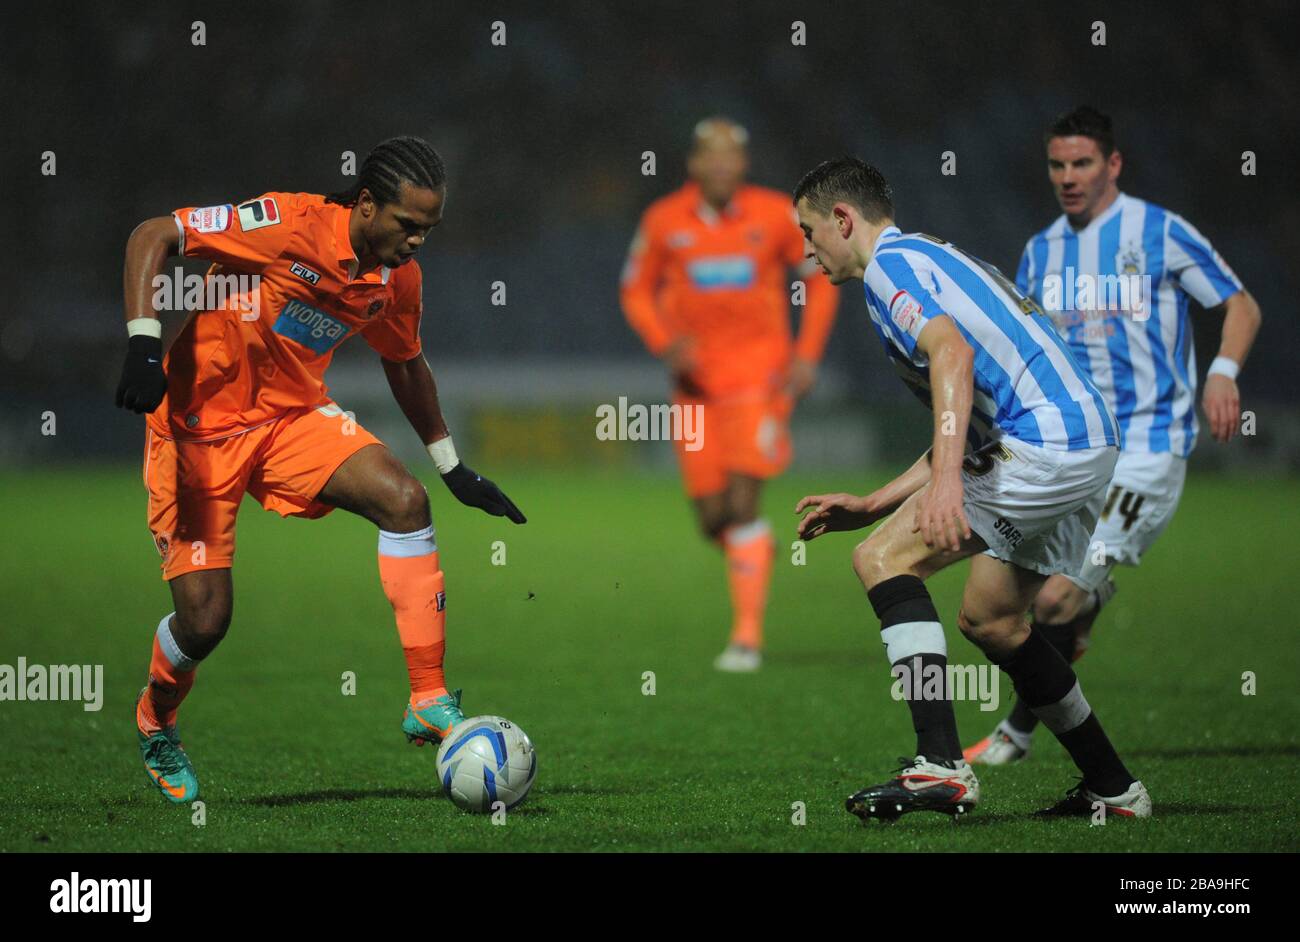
[
  {"xmin": 794, "ymin": 157, "xmax": 1149, "ymax": 820},
  {"xmin": 115, "ymin": 136, "xmax": 525, "ymax": 803},
  {"xmin": 620, "ymin": 118, "xmax": 838, "ymax": 672},
  {"xmin": 965, "ymin": 106, "xmax": 1262, "ymax": 764}
]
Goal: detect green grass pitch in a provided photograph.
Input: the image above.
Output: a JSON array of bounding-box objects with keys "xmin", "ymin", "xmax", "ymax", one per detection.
[{"xmin": 1, "ymin": 465, "xmax": 1297, "ymax": 852}]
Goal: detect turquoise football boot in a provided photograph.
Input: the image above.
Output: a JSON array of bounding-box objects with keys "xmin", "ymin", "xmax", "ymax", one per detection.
[
  {"xmin": 135, "ymin": 688, "xmax": 200, "ymax": 803},
  {"xmin": 402, "ymin": 688, "xmax": 465, "ymax": 747}
]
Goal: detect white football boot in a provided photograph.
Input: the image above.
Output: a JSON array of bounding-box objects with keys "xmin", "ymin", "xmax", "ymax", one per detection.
[
  {"xmin": 963, "ymin": 721, "xmax": 1031, "ymax": 765},
  {"xmin": 1037, "ymin": 779, "xmax": 1153, "ymax": 819},
  {"xmin": 846, "ymin": 756, "xmax": 981, "ymax": 821},
  {"xmin": 713, "ymin": 643, "xmax": 761, "ymax": 673}
]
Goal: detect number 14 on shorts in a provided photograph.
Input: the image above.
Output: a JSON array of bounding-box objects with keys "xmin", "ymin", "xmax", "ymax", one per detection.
[{"xmin": 1100, "ymin": 486, "xmax": 1145, "ymax": 532}]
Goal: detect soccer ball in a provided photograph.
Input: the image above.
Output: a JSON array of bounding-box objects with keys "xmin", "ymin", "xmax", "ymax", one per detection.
[{"xmin": 435, "ymin": 715, "xmax": 537, "ymax": 813}]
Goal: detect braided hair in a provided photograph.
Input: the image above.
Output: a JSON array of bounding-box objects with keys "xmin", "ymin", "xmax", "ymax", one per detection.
[{"xmin": 326, "ymin": 136, "xmax": 446, "ymax": 207}]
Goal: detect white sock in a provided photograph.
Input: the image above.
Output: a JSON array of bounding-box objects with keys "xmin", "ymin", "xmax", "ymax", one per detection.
[
  {"xmin": 997, "ymin": 719, "xmax": 1033, "ymax": 750},
  {"xmin": 378, "ymin": 524, "xmax": 437, "ymax": 558},
  {"xmin": 156, "ymin": 613, "xmax": 199, "ymax": 672}
]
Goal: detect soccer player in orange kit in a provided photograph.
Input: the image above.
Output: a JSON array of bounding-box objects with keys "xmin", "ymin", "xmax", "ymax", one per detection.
[
  {"xmin": 620, "ymin": 118, "xmax": 839, "ymax": 671},
  {"xmin": 115, "ymin": 137, "xmax": 525, "ymax": 803}
]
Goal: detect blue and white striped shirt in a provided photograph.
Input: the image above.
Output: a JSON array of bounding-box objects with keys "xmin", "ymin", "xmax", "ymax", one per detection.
[
  {"xmin": 1017, "ymin": 193, "xmax": 1242, "ymax": 457},
  {"xmin": 863, "ymin": 227, "xmax": 1119, "ymax": 453}
]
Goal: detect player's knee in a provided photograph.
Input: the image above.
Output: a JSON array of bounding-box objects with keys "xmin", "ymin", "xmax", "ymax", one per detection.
[
  {"xmin": 957, "ymin": 605, "xmax": 1010, "ymax": 647},
  {"xmin": 382, "ymin": 474, "xmax": 431, "ymax": 532},
  {"xmin": 697, "ymin": 508, "xmax": 731, "ymax": 542},
  {"xmin": 174, "ymin": 596, "xmax": 232, "ymax": 652},
  {"xmin": 851, "ymin": 538, "xmax": 891, "ymax": 588},
  {"xmin": 725, "ymin": 492, "xmax": 759, "ymax": 527},
  {"xmin": 1033, "ymin": 578, "xmax": 1081, "ymax": 625}
]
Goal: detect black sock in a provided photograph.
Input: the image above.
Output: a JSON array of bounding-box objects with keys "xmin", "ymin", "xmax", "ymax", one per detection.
[
  {"xmin": 1006, "ymin": 619, "xmax": 1077, "ymax": 733},
  {"xmin": 868, "ymin": 575, "xmax": 962, "ymax": 765},
  {"xmin": 998, "ymin": 628, "xmax": 1134, "ymax": 795},
  {"xmin": 1057, "ymin": 714, "xmax": 1134, "ymax": 797}
]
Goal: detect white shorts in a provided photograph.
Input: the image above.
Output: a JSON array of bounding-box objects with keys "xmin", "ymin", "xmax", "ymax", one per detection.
[
  {"xmin": 960, "ymin": 438, "xmax": 1118, "ymax": 578},
  {"xmin": 1066, "ymin": 451, "xmax": 1188, "ymax": 591}
]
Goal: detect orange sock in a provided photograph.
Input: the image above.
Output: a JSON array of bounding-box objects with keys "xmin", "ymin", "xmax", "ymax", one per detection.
[
  {"xmin": 378, "ymin": 526, "xmax": 447, "ymax": 704},
  {"xmin": 724, "ymin": 520, "xmax": 775, "ymax": 649},
  {"xmin": 138, "ymin": 615, "xmax": 197, "ymax": 734}
]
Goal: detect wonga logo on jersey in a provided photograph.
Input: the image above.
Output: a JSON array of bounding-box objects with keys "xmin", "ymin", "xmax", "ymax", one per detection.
[
  {"xmin": 272, "ymin": 299, "xmax": 349, "ymax": 354},
  {"xmin": 686, "ymin": 255, "xmax": 756, "ymax": 290}
]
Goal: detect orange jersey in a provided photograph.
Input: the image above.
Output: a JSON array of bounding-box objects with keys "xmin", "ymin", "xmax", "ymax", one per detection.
[
  {"xmin": 148, "ymin": 192, "xmax": 423, "ymax": 442},
  {"xmin": 620, "ymin": 182, "xmax": 837, "ymax": 396}
]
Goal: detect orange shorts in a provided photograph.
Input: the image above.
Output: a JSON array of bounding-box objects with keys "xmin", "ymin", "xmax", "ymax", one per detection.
[
  {"xmin": 143, "ymin": 402, "xmax": 381, "ymax": 580},
  {"xmin": 673, "ymin": 388, "xmax": 793, "ymax": 499}
]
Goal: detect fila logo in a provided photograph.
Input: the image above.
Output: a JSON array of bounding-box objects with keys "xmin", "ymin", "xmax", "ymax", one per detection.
[
  {"xmin": 237, "ymin": 197, "xmax": 280, "ymax": 232},
  {"xmin": 289, "ymin": 261, "xmax": 321, "ymax": 285}
]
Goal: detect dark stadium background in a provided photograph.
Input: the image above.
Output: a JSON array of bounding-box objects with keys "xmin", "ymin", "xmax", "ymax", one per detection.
[{"xmin": 2, "ymin": 0, "xmax": 1296, "ymax": 472}]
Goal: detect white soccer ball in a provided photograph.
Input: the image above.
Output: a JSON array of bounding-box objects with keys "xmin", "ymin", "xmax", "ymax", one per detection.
[{"xmin": 435, "ymin": 715, "xmax": 537, "ymax": 813}]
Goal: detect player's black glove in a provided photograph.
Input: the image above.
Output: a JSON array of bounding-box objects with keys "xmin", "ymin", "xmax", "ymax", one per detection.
[
  {"xmin": 441, "ymin": 463, "xmax": 527, "ymax": 524},
  {"xmin": 115, "ymin": 334, "xmax": 169, "ymax": 414}
]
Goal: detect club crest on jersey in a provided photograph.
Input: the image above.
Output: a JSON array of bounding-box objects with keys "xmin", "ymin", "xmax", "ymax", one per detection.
[
  {"xmin": 187, "ymin": 205, "xmax": 232, "ymax": 234},
  {"xmin": 289, "ymin": 261, "xmax": 320, "ymax": 285},
  {"xmin": 237, "ymin": 197, "xmax": 280, "ymax": 232},
  {"xmin": 889, "ymin": 290, "xmax": 924, "ymax": 334},
  {"xmin": 667, "ymin": 231, "xmax": 695, "ymax": 249},
  {"xmin": 1115, "ymin": 240, "xmax": 1146, "ymax": 276}
]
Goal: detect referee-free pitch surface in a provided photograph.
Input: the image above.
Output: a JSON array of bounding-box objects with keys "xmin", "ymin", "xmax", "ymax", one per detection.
[{"xmin": 1, "ymin": 467, "xmax": 1296, "ymax": 852}]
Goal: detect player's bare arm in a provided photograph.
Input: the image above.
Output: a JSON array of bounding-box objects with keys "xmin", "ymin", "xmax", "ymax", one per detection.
[
  {"xmin": 661, "ymin": 336, "xmax": 704, "ymax": 397},
  {"xmin": 1202, "ymin": 288, "xmax": 1262, "ymax": 443},
  {"xmin": 383, "ymin": 353, "xmax": 527, "ymax": 524},
  {"xmin": 785, "ymin": 259, "xmax": 838, "ymax": 401},
  {"xmin": 123, "ymin": 216, "xmax": 180, "ymax": 324},
  {"xmin": 116, "ymin": 216, "xmax": 181, "ymax": 413},
  {"xmin": 382, "ymin": 353, "xmax": 451, "ymax": 444},
  {"xmin": 795, "ymin": 451, "xmax": 932, "ymax": 541},
  {"xmin": 912, "ymin": 314, "xmax": 975, "ymax": 552}
]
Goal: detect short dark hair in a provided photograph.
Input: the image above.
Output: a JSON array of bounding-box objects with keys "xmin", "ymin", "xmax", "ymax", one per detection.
[
  {"xmin": 1045, "ymin": 106, "xmax": 1116, "ymax": 157},
  {"xmin": 326, "ymin": 136, "xmax": 446, "ymax": 207},
  {"xmin": 793, "ymin": 157, "xmax": 894, "ymax": 223}
]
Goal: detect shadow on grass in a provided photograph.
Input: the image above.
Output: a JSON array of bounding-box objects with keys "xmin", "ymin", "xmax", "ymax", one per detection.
[
  {"xmin": 942, "ymin": 802, "xmax": 1246, "ymax": 825},
  {"xmin": 772, "ymin": 650, "xmax": 871, "ymax": 668},
  {"xmin": 242, "ymin": 789, "xmax": 559, "ymax": 814},
  {"xmin": 242, "ymin": 788, "xmax": 439, "ymax": 806},
  {"xmin": 1139, "ymin": 801, "xmax": 1254, "ymax": 817},
  {"xmin": 1128, "ymin": 744, "xmax": 1300, "ymax": 760}
]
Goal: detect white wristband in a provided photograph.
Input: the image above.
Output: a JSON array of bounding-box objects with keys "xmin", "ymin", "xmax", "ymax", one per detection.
[
  {"xmin": 127, "ymin": 318, "xmax": 162, "ymax": 340},
  {"xmin": 1207, "ymin": 356, "xmax": 1240, "ymax": 381},
  {"xmin": 427, "ymin": 436, "xmax": 459, "ymax": 474}
]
